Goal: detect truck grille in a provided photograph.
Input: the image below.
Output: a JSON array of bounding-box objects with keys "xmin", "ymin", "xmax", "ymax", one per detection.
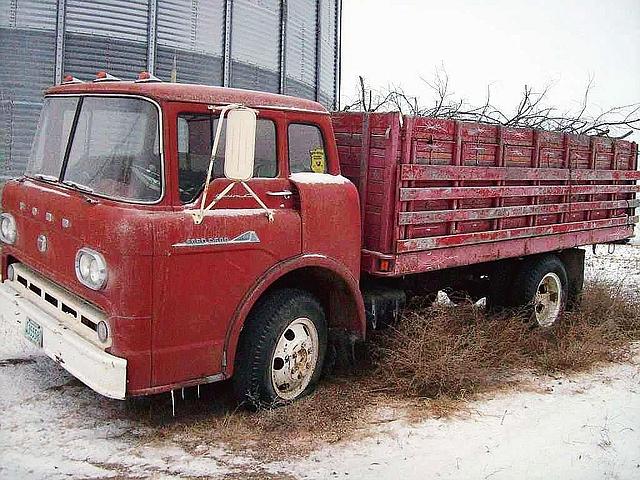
[{"xmin": 9, "ymin": 263, "xmax": 109, "ymax": 348}]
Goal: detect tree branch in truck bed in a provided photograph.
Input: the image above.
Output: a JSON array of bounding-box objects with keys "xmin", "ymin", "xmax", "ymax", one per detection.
[{"xmin": 343, "ymin": 70, "xmax": 640, "ymax": 139}]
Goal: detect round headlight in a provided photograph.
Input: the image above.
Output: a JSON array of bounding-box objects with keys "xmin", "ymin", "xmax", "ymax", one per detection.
[
  {"xmin": 0, "ymin": 213, "xmax": 17, "ymax": 244},
  {"xmin": 96, "ymin": 321, "xmax": 109, "ymax": 343},
  {"xmin": 75, "ymin": 248, "xmax": 108, "ymax": 290},
  {"xmin": 89, "ymin": 258, "xmax": 102, "ymax": 284},
  {"xmin": 79, "ymin": 254, "xmax": 92, "ymax": 279}
]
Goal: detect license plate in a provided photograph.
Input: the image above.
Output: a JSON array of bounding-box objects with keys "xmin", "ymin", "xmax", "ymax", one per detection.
[{"xmin": 24, "ymin": 318, "xmax": 43, "ymax": 347}]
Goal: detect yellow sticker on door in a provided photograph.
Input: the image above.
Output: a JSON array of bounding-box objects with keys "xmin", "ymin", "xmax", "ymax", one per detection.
[{"xmin": 309, "ymin": 147, "xmax": 326, "ymax": 173}]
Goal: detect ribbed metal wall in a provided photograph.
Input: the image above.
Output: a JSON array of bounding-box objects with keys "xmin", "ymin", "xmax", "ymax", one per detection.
[
  {"xmin": 64, "ymin": 0, "xmax": 150, "ymax": 80},
  {"xmin": 284, "ymin": 0, "xmax": 316, "ymax": 100},
  {"xmin": 155, "ymin": 0, "xmax": 224, "ymax": 85},
  {"xmin": 0, "ymin": 0, "xmax": 341, "ymax": 178},
  {"xmin": 0, "ymin": 0, "xmax": 57, "ymax": 178},
  {"xmin": 230, "ymin": 0, "xmax": 280, "ymax": 92}
]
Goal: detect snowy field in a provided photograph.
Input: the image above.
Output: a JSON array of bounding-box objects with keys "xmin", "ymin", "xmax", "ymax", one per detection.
[{"xmin": 1, "ymin": 244, "xmax": 639, "ymax": 480}]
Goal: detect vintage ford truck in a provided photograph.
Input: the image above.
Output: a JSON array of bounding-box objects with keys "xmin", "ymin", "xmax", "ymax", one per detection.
[{"xmin": 0, "ymin": 73, "xmax": 637, "ymax": 405}]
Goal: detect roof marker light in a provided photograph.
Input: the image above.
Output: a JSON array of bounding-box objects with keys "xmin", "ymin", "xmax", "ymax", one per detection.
[
  {"xmin": 93, "ymin": 71, "xmax": 121, "ymax": 82},
  {"xmin": 62, "ymin": 75, "xmax": 83, "ymax": 84},
  {"xmin": 135, "ymin": 71, "xmax": 162, "ymax": 83}
]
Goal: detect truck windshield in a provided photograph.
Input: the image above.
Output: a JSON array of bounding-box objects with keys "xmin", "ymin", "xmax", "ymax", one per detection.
[{"xmin": 26, "ymin": 96, "xmax": 162, "ymax": 203}]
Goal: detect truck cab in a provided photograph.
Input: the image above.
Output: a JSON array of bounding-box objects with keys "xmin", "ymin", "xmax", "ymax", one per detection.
[{"xmin": 0, "ymin": 76, "xmax": 365, "ymax": 404}]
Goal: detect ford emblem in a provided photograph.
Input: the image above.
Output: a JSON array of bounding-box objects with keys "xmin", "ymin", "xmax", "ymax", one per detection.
[{"xmin": 37, "ymin": 234, "xmax": 48, "ymax": 253}]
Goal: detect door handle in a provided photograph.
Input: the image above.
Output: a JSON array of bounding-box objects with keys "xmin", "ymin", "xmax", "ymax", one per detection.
[{"xmin": 266, "ymin": 190, "xmax": 294, "ymax": 197}]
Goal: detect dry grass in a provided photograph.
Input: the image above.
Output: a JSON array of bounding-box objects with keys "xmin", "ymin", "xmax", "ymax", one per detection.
[
  {"xmin": 137, "ymin": 375, "xmax": 380, "ymax": 461},
  {"xmin": 136, "ymin": 281, "xmax": 640, "ymax": 460},
  {"xmin": 370, "ymin": 282, "xmax": 640, "ymax": 403}
]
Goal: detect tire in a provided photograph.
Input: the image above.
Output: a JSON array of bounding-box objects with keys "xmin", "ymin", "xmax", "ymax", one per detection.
[
  {"xmin": 510, "ymin": 255, "xmax": 568, "ymax": 327},
  {"xmin": 232, "ymin": 288, "xmax": 327, "ymax": 408}
]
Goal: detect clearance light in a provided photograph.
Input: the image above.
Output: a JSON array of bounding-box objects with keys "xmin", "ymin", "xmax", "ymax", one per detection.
[
  {"xmin": 62, "ymin": 75, "xmax": 83, "ymax": 84},
  {"xmin": 379, "ymin": 259, "xmax": 391, "ymax": 272},
  {"xmin": 0, "ymin": 213, "xmax": 17, "ymax": 245},
  {"xmin": 75, "ymin": 248, "xmax": 108, "ymax": 290},
  {"xmin": 93, "ymin": 71, "xmax": 121, "ymax": 82},
  {"xmin": 135, "ymin": 71, "xmax": 162, "ymax": 83}
]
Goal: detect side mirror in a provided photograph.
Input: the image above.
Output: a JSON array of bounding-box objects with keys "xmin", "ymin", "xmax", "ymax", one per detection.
[{"xmin": 224, "ymin": 108, "xmax": 257, "ymax": 181}]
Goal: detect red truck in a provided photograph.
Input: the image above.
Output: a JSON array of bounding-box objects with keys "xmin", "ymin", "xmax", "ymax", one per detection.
[{"xmin": 0, "ymin": 74, "xmax": 638, "ymax": 406}]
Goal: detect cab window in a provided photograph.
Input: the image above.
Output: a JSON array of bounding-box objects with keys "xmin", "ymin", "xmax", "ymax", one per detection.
[
  {"xmin": 288, "ymin": 123, "xmax": 327, "ymax": 174},
  {"xmin": 177, "ymin": 114, "xmax": 277, "ymax": 203}
]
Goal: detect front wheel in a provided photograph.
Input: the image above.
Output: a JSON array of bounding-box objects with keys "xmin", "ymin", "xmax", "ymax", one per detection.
[{"xmin": 232, "ymin": 288, "xmax": 327, "ymax": 408}]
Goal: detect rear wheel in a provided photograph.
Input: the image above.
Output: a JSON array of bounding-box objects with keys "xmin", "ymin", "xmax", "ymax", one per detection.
[
  {"xmin": 511, "ymin": 255, "xmax": 568, "ymax": 327},
  {"xmin": 233, "ymin": 288, "xmax": 327, "ymax": 408}
]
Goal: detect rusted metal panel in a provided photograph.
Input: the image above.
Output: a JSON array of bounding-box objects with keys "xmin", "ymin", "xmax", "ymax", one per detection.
[
  {"xmin": 400, "ymin": 184, "xmax": 640, "ymax": 201},
  {"xmin": 399, "ymin": 199, "xmax": 640, "ymax": 225},
  {"xmin": 392, "ymin": 225, "xmax": 634, "ymax": 275},
  {"xmin": 331, "ymin": 111, "xmax": 400, "ymax": 252},
  {"xmin": 400, "ymin": 165, "xmax": 640, "ymax": 182},
  {"xmin": 397, "ymin": 216, "xmax": 637, "ymax": 253},
  {"xmin": 332, "ymin": 111, "xmax": 638, "ymax": 276},
  {"xmin": 571, "ymin": 169, "xmax": 640, "ymax": 181}
]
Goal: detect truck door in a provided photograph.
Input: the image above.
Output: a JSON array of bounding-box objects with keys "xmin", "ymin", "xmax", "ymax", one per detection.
[
  {"xmin": 151, "ymin": 105, "xmax": 301, "ymax": 387},
  {"xmin": 285, "ymin": 119, "xmax": 361, "ymax": 276}
]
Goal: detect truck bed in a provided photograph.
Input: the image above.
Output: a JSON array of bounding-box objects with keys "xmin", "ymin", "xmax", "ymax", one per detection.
[{"xmin": 331, "ymin": 112, "xmax": 639, "ymax": 276}]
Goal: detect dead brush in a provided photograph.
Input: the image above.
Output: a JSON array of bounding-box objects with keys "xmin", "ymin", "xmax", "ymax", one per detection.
[
  {"xmin": 151, "ymin": 376, "xmax": 377, "ymax": 460},
  {"xmin": 369, "ymin": 281, "xmax": 640, "ymax": 402}
]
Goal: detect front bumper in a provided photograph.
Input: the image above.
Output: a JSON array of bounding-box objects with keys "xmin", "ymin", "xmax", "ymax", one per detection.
[{"xmin": 0, "ymin": 279, "xmax": 127, "ymax": 399}]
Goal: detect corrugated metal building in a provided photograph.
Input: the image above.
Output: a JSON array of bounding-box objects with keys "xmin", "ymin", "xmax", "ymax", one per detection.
[{"xmin": 0, "ymin": 0, "xmax": 341, "ymax": 178}]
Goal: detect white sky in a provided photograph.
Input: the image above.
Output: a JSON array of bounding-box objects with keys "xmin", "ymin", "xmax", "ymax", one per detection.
[{"xmin": 340, "ymin": 0, "xmax": 640, "ymax": 142}]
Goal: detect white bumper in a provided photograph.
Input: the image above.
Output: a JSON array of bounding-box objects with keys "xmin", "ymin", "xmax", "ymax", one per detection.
[{"xmin": 0, "ymin": 280, "xmax": 127, "ymax": 400}]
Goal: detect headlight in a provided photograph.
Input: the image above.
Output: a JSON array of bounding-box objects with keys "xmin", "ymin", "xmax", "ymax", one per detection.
[
  {"xmin": 0, "ymin": 213, "xmax": 17, "ymax": 244},
  {"xmin": 75, "ymin": 248, "xmax": 108, "ymax": 290}
]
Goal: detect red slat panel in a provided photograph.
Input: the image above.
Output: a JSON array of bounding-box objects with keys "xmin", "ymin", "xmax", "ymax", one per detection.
[
  {"xmin": 400, "ymin": 184, "xmax": 640, "ymax": 201},
  {"xmin": 400, "ymin": 165, "xmax": 640, "ymax": 182},
  {"xmin": 391, "ymin": 225, "xmax": 633, "ymax": 275},
  {"xmin": 397, "ymin": 216, "xmax": 637, "ymax": 252},
  {"xmin": 399, "ymin": 199, "xmax": 640, "ymax": 225}
]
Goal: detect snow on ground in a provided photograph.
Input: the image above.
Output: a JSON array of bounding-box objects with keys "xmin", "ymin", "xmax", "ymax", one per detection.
[
  {"xmin": 584, "ymin": 243, "xmax": 640, "ymax": 290},
  {"xmin": 284, "ymin": 360, "xmax": 640, "ymax": 480},
  {"xmin": 1, "ymin": 245, "xmax": 639, "ymax": 480}
]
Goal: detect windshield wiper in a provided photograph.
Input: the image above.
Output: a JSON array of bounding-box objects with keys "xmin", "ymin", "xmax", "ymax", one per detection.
[
  {"xmin": 63, "ymin": 180, "xmax": 94, "ymax": 194},
  {"xmin": 33, "ymin": 173, "xmax": 59, "ymax": 182}
]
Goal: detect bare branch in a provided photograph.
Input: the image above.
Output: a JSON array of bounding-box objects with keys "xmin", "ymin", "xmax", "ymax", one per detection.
[{"xmin": 343, "ymin": 73, "xmax": 640, "ymax": 140}]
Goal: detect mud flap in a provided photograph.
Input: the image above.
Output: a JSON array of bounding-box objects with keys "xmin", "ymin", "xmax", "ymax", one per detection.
[
  {"xmin": 362, "ymin": 287, "xmax": 406, "ymax": 330},
  {"xmin": 557, "ymin": 248, "xmax": 585, "ymax": 310}
]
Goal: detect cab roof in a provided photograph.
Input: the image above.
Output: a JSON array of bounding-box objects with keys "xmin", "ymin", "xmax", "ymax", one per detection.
[{"xmin": 46, "ymin": 81, "xmax": 329, "ymax": 114}]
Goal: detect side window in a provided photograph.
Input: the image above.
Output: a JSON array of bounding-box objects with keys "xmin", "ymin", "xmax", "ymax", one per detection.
[
  {"xmin": 288, "ymin": 123, "xmax": 327, "ymax": 174},
  {"xmin": 177, "ymin": 115, "xmax": 215, "ymax": 204},
  {"xmin": 177, "ymin": 114, "xmax": 277, "ymax": 204},
  {"xmin": 254, "ymin": 121, "xmax": 278, "ymax": 178}
]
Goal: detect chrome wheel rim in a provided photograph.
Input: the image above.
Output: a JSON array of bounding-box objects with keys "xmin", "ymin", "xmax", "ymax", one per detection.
[
  {"xmin": 534, "ymin": 272, "xmax": 562, "ymax": 327},
  {"xmin": 271, "ymin": 317, "xmax": 319, "ymax": 400}
]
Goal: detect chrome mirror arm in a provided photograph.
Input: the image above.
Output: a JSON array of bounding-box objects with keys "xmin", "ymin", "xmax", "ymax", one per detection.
[{"xmin": 190, "ymin": 104, "xmax": 271, "ymax": 225}]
